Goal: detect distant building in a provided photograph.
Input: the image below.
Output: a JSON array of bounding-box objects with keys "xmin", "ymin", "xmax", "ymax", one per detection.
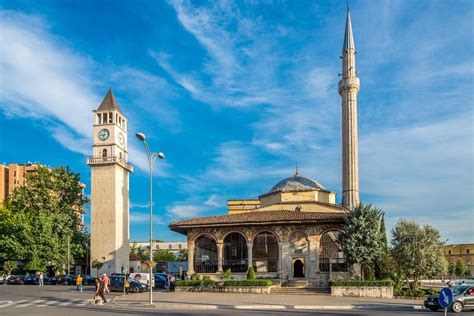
[
  {"xmin": 0, "ymin": 162, "xmax": 87, "ymax": 226},
  {"xmin": 445, "ymin": 243, "xmax": 474, "ymax": 276},
  {"xmin": 0, "ymin": 163, "xmax": 44, "ymax": 203},
  {"xmin": 131, "ymin": 241, "xmax": 187, "ymax": 255}
]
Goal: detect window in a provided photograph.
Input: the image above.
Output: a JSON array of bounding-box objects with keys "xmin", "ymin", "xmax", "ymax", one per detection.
[
  {"xmin": 224, "ymin": 233, "xmax": 248, "ymax": 272},
  {"xmin": 194, "ymin": 236, "xmax": 218, "ymax": 273},
  {"xmin": 102, "ymin": 149, "xmax": 107, "ymax": 158},
  {"xmin": 252, "ymin": 232, "xmax": 278, "ymax": 272},
  {"xmin": 449, "ymin": 250, "xmax": 452, "ymax": 255},
  {"xmin": 319, "ymin": 231, "xmax": 347, "ymax": 272},
  {"xmin": 295, "ymin": 206, "xmax": 302, "ymax": 212},
  {"xmin": 467, "ymin": 249, "xmax": 470, "ymax": 254},
  {"xmin": 179, "ymin": 244, "xmax": 182, "ymax": 250},
  {"xmin": 169, "ymin": 244, "xmax": 172, "ymax": 249}
]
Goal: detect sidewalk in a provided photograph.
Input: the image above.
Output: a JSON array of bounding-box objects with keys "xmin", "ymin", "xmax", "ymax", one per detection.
[{"xmin": 112, "ymin": 291, "xmax": 425, "ymax": 311}]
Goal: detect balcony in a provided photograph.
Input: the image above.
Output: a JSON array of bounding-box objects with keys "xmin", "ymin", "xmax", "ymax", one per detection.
[{"xmin": 86, "ymin": 156, "xmax": 134, "ymax": 172}]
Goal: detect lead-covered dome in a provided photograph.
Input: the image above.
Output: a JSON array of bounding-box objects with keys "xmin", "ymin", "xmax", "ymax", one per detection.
[{"xmin": 269, "ymin": 175, "xmax": 326, "ymax": 193}]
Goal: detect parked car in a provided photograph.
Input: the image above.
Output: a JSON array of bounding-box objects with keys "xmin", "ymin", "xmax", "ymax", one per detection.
[
  {"xmin": 80, "ymin": 275, "xmax": 97, "ymax": 285},
  {"xmin": 154, "ymin": 273, "xmax": 168, "ymax": 289},
  {"xmin": 57, "ymin": 274, "xmax": 75, "ymax": 285},
  {"xmin": 424, "ymin": 285, "xmax": 474, "ymax": 313},
  {"xmin": 8, "ymin": 275, "xmax": 26, "ymax": 285},
  {"xmin": 109, "ymin": 276, "xmax": 148, "ymax": 293},
  {"xmin": 23, "ymin": 275, "xmax": 38, "ymax": 285},
  {"xmin": 44, "ymin": 276, "xmax": 58, "ymax": 285}
]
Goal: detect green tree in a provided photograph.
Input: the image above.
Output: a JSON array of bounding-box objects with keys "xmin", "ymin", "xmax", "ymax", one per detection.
[
  {"xmin": 448, "ymin": 263, "xmax": 455, "ymax": 276},
  {"xmin": 91, "ymin": 259, "xmax": 104, "ymax": 276},
  {"xmin": 130, "ymin": 243, "xmax": 149, "ymax": 262},
  {"xmin": 340, "ymin": 203, "xmax": 385, "ymax": 280},
  {"xmin": 153, "ymin": 249, "xmax": 175, "ymax": 262},
  {"xmin": 391, "ymin": 220, "xmax": 446, "ymax": 290},
  {"xmin": 2, "ymin": 260, "xmax": 17, "ymax": 275},
  {"xmin": 175, "ymin": 249, "xmax": 188, "ymax": 261},
  {"xmin": 0, "ymin": 166, "xmax": 89, "ymax": 271},
  {"xmin": 455, "ymin": 258, "xmax": 465, "ymax": 277}
]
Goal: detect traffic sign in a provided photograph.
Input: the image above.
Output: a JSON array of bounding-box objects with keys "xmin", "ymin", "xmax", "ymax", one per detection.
[{"xmin": 438, "ymin": 287, "xmax": 453, "ymax": 309}]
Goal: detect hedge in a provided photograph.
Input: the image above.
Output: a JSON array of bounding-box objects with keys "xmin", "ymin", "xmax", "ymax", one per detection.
[
  {"xmin": 175, "ymin": 280, "xmax": 215, "ymax": 287},
  {"xmin": 224, "ymin": 280, "xmax": 273, "ymax": 286},
  {"xmin": 395, "ymin": 288, "xmax": 439, "ymax": 297},
  {"xmin": 330, "ymin": 280, "xmax": 393, "ymax": 287}
]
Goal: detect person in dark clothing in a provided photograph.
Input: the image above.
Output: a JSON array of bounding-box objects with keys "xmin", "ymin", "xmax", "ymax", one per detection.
[{"xmin": 95, "ymin": 277, "xmax": 107, "ymax": 304}]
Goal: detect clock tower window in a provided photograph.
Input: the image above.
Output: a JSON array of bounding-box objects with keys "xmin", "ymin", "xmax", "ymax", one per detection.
[{"xmin": 102, "ymin": 149, "xmax": 107, "ymax": 158}]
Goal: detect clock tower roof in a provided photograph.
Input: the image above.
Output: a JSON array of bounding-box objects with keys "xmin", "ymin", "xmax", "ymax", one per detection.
[{"xmin": 97, "ymin": 89, "xmax": 123, "ymax": 114}]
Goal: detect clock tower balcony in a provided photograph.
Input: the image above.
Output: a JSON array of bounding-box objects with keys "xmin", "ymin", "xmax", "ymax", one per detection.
[{"xmin": 86, "ymin": 156, "xmax": 134, "ymax": 172}]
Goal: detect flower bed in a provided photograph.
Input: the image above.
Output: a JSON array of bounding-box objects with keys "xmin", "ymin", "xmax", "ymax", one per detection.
[{"xmin": 330, "ymin": 280, "xmax": 394, "ymax": 298}]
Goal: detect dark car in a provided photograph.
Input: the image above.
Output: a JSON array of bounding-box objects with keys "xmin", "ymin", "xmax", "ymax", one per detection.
[
  {"xmin": 23, "ymin": 275, "xmax": 38, "ymax": 285},
  {"xmin": 57, "ymin": 274, "xmax": 75, "ymax": 285},
  {"xmin": 80, "ymin": 275, "xmax": 97, "ymax": 286},
  {"xmin": 8, "ymin": 275, "xmax": 26, "ymax": 285},
  {"xmin": 424, "ymin": 285, "xmax": 474, "ymax": 313},
  {"xmin": 154, "ymin": 273, "xmax": 168, "ymax": 289},
  {"xmin": 44, "ymin": 276, "xmax": 58, "ymax": 285},
  {"xmin": 109, "ymin": 276, "xmax": 148, "ymax": 293}
]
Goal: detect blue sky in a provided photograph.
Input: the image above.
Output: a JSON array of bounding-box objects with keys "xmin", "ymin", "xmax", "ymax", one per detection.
[{"xmin": 0, "ymin": 0, "xmax": 473, "ymax": 244}]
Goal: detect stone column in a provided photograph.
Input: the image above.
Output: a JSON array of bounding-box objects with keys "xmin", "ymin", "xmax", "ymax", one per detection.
[
  {"xmin": 305, "ymin": 239, "xmax": 311, "ymax": 279},
  {"xmin": 187, "ymin": 241, "xmax": 195, "ymax": 275},
  {"xmin": 217, "ymin": 241, "xmax": 224, "ymax": 272},
  {"xmin": 247, "ymin": 242, "xmax": 253, "ymax": 271}
]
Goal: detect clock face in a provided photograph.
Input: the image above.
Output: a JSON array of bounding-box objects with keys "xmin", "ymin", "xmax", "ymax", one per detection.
[
  {"xmin": 118, "ymin": 133, "xmax": 124, "ymax": 145},
  {"xmin": 98, "ymin": 129, "xmax": 110, "ymax": 141}
]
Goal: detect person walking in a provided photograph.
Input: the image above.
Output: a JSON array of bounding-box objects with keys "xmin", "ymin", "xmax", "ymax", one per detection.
[
  {"xmin": 75, "ymin": 274, "xmax": 83, "ymax": 293},
  {"xmin": 165, "ymin": 274, "xmax": 170, "ymax": 291},
  {"xmin": 95, "ymin": 277, "xmax": 107, "ymax": 304},
  {"xmin": 170, "ymin": 273, "xmax": 176, "ymax": 292},
  {"xmin": 124, "ymin": 276, "xmax": 130, "ymax": 294},
  {"xmin": 103, "ymin": 274, "xmax": 110, "ymax": 293},
  {"xmin": 38, "ymin": 272, "xmax": 44, "ymax": 287}
]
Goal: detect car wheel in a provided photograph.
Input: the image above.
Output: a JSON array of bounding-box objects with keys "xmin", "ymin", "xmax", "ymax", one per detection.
[{"xmin": 451, "ymin": 301, "xmax": 463, "ymax": 313}]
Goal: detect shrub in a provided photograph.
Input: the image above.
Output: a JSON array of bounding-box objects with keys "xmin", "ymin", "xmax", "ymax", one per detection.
[
  {"xmin": 202, "ymin": 276, "xmax": 211, "ymax": 281},
  {"xmin": 221, "ymin": 268, "xmax": 232, "ymax": 280},
  {"xmin": 330, "ymin": 280, "xmax": 393, "ymax": 287},
  {"xmin": 190, "ymin": 273, "xmax": 201, "ymax": 281},
  {"xmin": 247, "ymin": 266, "xmax": 256, "ymax": 280},
  {"xmin": 224, "ymin": 280, "xmax": 273, "ymax": 286},
  {"xmin": 175, "ymin": 279, "xmax": 215, "ymax": 287}
]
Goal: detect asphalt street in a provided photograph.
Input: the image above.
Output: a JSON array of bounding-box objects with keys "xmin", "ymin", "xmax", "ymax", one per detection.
[{"xmin": 0, "ymin": 284, "xmax": 446, "ymax": 316}]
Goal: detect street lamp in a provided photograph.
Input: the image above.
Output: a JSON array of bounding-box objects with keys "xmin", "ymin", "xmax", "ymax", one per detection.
[
  {"xmin": 135, "ymin": 132, "xmax": 165, "ymax": 305},
  {"xmin": 58, "ymin": 225, "xmax": 71, "ymax": 279}
]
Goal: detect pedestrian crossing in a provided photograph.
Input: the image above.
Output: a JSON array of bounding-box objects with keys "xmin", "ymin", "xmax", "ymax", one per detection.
[{"xmin": 0, "ymin": 298, "xmax": 92, "ymax": 309}]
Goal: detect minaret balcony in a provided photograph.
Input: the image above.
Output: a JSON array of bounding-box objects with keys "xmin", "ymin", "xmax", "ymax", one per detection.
[
  {"xmin": 338, "ymin": 77, "xmax": 360, "ymax": 95},
  {"xmin": 86, "ymin": 156, "xmax": 134, "ymax": 172}
]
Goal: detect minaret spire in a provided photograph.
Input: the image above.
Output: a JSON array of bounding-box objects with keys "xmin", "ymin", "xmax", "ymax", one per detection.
[{"xmin": 339, "ymin": 2, "xmax": 360, "ymax": 210}]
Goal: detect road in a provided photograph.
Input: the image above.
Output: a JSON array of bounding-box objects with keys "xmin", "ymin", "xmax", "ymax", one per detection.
[{"xmin": 0, "ymin": 284, "xmax": 441, "ymax": 316}]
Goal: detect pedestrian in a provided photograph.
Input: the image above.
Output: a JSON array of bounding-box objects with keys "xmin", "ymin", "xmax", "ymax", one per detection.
[
  {"xmin": 95, "ymin": 277, "xmax": 107, "ymax": 304},
  {"xmin": 2, "ymin": 273, "xmax": 7, "ymax": 285},
  {"xmin": 170, "ymin": 273, "xmax": 176, "ymax": 292},
  {"xmin": 76, "ymin": 274, "xmax": 83, "ymax": 293},
  {"xmin": 124, "ymin": 277, "xmax": 130, "ymax": 294},
  {"xmin": 38, "ymin": 272, "xmax": 44, "ymax": 287},
  {"xmin": 103, "ymin": 273, "xmax": 110, "ymax": 293},
  {"xmin": 165, "ymin": 274, "xmax": 170, "ymax": 291}
]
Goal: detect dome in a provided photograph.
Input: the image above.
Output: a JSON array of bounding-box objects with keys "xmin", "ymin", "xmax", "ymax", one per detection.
[{"xmin": 269, "ymin": 175, "xmax": 326, "ymax": 193}]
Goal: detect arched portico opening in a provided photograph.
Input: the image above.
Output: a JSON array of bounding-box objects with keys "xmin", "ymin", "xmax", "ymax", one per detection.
[
  {"xmin": 194, "ymin": 235, "xmax": 218, "ymax": 273},
  {"xmin": 293, "ymin": 259, "xmax": 304, "ymax": 277},
  {"xmin": 319, "ymin": 230, "xmax": 347, "ymax": 272},
  {"xmin": 252, "ymin": 232, "xmax": 278, "ymax": 272},
  {"xmin": 223, "ymin": 232, "xmax": 248, "ymax": 272}
]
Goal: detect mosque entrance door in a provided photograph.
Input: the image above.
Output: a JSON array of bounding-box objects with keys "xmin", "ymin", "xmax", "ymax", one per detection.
[{"xmin": 293, "ymin": 259, "xmax": 304, "ymax": 278}]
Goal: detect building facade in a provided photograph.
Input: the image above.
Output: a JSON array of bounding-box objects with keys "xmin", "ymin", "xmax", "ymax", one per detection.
[
  {"xmin": 87, "ymin": 89, "xmax": 133, "ymax": 275},
  {"xmin": 0, "ymin": 163, "xmax": 43, "ymax": 203},
  {"xmin": 131, "ymin": 241, "xmax": 187, "ymax": 255},
  {"xmin": 169, "ymin": 6, "xmax": 361, "ymax": 288},
  {"xmin": 445, "ymin": 243, "xmax": 474, "ymax": 276}
]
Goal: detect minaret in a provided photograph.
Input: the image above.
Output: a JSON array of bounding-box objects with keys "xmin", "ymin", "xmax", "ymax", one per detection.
[
  {"xmin": 338, "ymin": 2, "xmax": 360, "ymax": 210},
  {"xmin": 87, "ymin": 89, "xmax": 133, "ymax": 274}
]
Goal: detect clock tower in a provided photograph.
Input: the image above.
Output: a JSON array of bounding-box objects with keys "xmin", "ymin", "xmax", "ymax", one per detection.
[{"xmin": 87, "ymin": 89, "xmax": 133, "ymax": 275}]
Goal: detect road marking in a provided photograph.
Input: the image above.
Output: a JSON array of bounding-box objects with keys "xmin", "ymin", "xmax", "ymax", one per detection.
[
  {"xmin": 58, "ymin": 300, "xmax": 73, "ymax": 306},
  {"xmin": 0, "ymin": 301, "xmax": 15, "ymax": 308},
  {"xmin": 77, "ymin": 299, "xmax": 91, "ymax": 306},
  {"xmin": 15, "ymin": 299, "xmax": 46, "ymax": 308}
]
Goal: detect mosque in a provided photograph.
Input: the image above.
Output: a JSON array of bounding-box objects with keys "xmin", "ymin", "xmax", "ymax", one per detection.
[{"xmin": 169, "ymin": 5, "xmax": 361, "ymax": 288}]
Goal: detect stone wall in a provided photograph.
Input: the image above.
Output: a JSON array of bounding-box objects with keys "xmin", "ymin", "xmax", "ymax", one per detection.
[
  {"xmin": 331, "ymin": 286, "xmax": 393, "ymax": 298},
  {"xmin": 176, "ymin": 285, "xmax": 274, "ymax": 294}
]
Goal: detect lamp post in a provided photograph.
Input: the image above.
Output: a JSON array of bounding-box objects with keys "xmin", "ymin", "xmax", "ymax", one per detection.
[
  {"xmin": 58, "ymin": 225, "xmax": 71, "ymax": 278},
  {"xmin": 135, "ymin": 132, "xmax": 165, "ymax": 305}
]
